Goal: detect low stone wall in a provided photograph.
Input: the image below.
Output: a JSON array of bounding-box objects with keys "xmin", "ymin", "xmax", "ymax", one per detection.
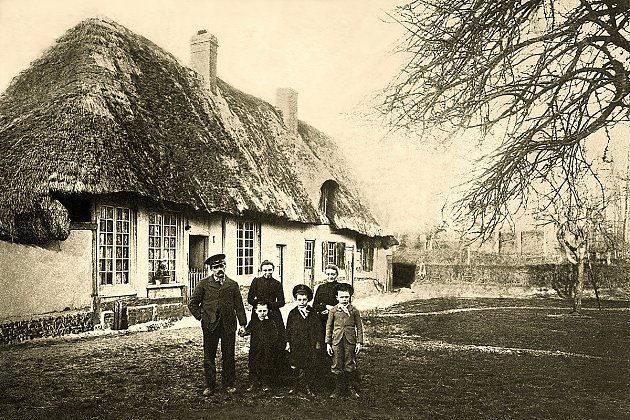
[
  {"xmin": 98, "ymin": 296, "xmax": 188, "ymax": 330},
  {"xmin": 406, "ymin": 263, "xmax": 630, "ymax": 299},
  {"xmin": 1, "ymin": 292, "xmax": 189, "ymax": 344},
  {"xmin": 0, "ymin": 311, "xmax": 93, "ymax": 345}
]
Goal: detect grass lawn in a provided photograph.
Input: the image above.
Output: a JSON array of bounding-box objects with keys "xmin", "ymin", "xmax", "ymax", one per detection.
[{"xmin": 1, "ymin": 297, "xmax": 629, "ymax": 419}]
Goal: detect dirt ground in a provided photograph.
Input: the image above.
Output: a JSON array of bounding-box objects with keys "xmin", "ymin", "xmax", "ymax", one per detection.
[{"xmin": 1, "ymin": 294, "xmax": 629, "ymax": 419}]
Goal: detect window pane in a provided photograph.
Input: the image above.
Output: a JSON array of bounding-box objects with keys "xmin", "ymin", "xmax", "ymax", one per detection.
[{"xmin": 98, "ymin": 205, "xmax": 133, "ymax": 286}]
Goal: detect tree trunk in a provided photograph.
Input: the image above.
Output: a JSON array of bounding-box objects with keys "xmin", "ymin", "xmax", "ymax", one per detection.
[{"xmin": 572, "ymin": 258, "xmax": 585, "ymax": 313}]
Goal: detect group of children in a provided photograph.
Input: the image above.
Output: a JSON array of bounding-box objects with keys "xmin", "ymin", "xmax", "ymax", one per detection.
[{"xmin": 241, "ymin": 279, "xmax": 364, "ymax": 398}]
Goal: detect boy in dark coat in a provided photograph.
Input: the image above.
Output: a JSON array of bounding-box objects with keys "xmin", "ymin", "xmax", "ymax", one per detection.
[
  {"xmin": 245, "ymin": 300, "xmax": 285, "ymax": 392},
  {"xmin": 286, "ymin": 284, "xmax": 321, "ymax": 396}
]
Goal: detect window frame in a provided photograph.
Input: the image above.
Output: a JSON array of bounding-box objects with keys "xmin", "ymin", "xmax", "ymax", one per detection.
[
  {"xmin": 236, "ymin": 221, "xmax": 255, "ymax": 276},
  {"xmin": 327, "ymin": 241, "xmax": 337, "ymax": 266},
  {"xmin": 97, "ymin": 205, "xmax": 132, "ymax": 288},
  {"xmin": 304, "ymin": 239, "xmax": 315, "ymax": 269},
  {"xmin": 148, "ymin": 212, "xmax": 179, "ymax": 282}
]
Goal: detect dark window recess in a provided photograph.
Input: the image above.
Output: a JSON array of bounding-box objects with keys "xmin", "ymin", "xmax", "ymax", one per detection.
[
  {"xmin": 57, "ymin": 196, "xmax": 92, "ymax": 222},
  {"xmin": 319, "ymin": 180, "xmax": 339, "ymax": 219}
]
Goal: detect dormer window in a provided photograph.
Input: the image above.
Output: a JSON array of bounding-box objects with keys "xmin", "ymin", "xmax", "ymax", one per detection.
[{"xmin": 319, "ymin": 180, "xmax": 339, "ymax": 219}]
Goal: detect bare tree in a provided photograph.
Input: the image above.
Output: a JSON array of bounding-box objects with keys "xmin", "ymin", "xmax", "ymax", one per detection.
[
  {"xmin": 381, "ymin": 0, "xmax": 630, "ymax": 241},
  {"xmin": 536, "ymin": 171, "xmax": 617, "ymax": 312}
]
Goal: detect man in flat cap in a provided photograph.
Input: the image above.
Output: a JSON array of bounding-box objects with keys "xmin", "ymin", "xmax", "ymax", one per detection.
[{"xmin": 188, "ymin": 253, "xmax": 247, "ymax": 397}]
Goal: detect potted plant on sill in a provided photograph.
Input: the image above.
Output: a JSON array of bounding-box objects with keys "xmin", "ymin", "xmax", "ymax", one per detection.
[{"xmin": 153, "ymin": 261, "xmax": 170, "ymax": 285}]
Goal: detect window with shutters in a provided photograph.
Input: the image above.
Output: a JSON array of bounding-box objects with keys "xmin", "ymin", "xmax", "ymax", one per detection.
[
  {"xmin": 361, "ymin": 246, "xmax": 374, "ymax": 271},
  {"xmin": 321, "ymin": 240, "xmax": 345, "ymax": 269}
]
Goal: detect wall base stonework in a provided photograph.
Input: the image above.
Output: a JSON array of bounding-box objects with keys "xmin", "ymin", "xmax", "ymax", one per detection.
[
  {"xmin": 97, "ymin": 296, "xmax": 188, "ymax": 330},
  {"xmin": 0, "ymin": 311, "xmax": 93, "ymax": 345}
]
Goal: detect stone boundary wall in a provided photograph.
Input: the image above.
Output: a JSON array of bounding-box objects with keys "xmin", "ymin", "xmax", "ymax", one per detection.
[
  {"xmin": 0, "ymin": 311, "xmax": 93, "ymax": 345},
  {"xmin": 418, "ymin": 263, "xmax": 630, "ymax": 289}
]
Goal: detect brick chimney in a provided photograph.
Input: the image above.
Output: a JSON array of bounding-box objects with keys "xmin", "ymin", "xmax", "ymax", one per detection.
[
  {"xmin": 276, "ymin": 88, "xmax": 298, "ymax": 137},
  {"xmin": 190, "ymin": 29, "xmax": 218, "ymax": 94}
]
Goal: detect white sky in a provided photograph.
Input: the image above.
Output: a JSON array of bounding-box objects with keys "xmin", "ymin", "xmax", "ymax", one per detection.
[{"xmin": 0, "ymin": 0, "xmax": 473, "ymax": 232}]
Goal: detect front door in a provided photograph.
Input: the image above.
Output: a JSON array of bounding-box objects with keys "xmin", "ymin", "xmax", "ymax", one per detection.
[
  {"xmin": 188, "ymin": 235, "xmax": 209, "ymax": 294},
  {"xmin": 188, "ymin": 235, "xmax": 209, "ymax": 270}
]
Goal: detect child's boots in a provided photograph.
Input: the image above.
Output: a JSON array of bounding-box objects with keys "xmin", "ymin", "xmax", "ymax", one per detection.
[
  {"xmin": 329, "ymin": 373, "xmax": 343, "ymax": 398},
  {"xmin": 348, "ymin": 370, "xmax": 361, "ymax": 398}
]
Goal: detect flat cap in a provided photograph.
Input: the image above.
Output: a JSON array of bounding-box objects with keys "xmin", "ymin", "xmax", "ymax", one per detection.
[
  {"xmin": 292, "ymin": 284, "xmax": 313, "ymax": 300},
  {"xmin": 204, "ymin": 253, "xmax": 226, "ymax": 267}
]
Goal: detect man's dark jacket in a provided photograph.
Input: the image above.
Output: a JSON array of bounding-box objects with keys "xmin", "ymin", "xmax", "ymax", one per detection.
[{"xmin": 188, "ymin": 274, "xmax": 247, "ymax": 332}]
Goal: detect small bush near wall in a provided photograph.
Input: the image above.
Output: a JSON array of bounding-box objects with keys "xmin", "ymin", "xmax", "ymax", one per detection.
[{"xmin": 0, "ymin": 311, "xmax": 93, "ymax": 345}]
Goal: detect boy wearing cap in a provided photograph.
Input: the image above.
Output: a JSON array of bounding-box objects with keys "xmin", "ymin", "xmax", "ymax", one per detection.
[
  {"xmin": 285, "ymin": 284, "xmax": 321, "ymax": 396},
  {"xmin": 188, "ymin": 253, "xmax": 247, "ymax": 397},
  {"xmin": 326, "ymin": 282, "xmax": 364, "ymax": 399}
]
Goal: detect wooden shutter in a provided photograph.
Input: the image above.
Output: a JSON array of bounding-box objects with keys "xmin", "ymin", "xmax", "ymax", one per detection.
[
  {"xmin": 322, "ymin": 240, "xmax": 328, "ymax": 270},
  {"xmin": 336, "ymin": 242, "xmax": 345, "ymax": 268}
]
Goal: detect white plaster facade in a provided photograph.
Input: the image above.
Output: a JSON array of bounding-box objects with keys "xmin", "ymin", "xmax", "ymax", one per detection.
[{"xmin": 0, "ymin": 195, "xmax": 393, "ymax": 324}]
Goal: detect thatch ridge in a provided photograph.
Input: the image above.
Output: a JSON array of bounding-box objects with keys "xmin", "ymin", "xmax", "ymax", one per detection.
[{"xmin": 0, "ymin": 17, "xmax": 385, "ymax": 242}]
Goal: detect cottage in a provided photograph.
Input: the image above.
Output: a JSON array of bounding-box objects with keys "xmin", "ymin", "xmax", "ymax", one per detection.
[{"xmin": 0, "ymin": 19, "xmax": 396, "ymax": 343}]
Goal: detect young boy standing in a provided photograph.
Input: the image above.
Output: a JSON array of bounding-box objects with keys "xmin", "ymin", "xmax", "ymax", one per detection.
[
  {"xmin": 325, "ymin": 283, "xmax": 364, "ymax": 398},
  {"xmin": 245, "ymin": 300, "xmax": 284, "ymax": 392},
  {"xmin": 285, "ymin": 284, "xmax": 321, "ymax": 396}
]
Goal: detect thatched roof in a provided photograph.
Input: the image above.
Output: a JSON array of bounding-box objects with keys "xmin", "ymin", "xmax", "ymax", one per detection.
[{"xmin": 0, "ymin": 18, "xmax": 385, "ymax": 243}]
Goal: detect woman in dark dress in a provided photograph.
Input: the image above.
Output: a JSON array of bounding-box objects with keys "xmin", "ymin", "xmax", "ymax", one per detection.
[
  {"xmin": 247, "ymin": 259, "xmax": 288, "ymax": 377},
  {"xmin": 247, "ymin": 260, "xmax": 285, "ymax": 332}
]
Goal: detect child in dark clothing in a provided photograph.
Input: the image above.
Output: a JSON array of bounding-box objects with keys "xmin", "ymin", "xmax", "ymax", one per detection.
[
  {"xmin": 286, "ymin": 284, "xmax": 322, "ymax": 396},
  {"xmin": 245, "ymin": 300, "xmax": 284, "ymax": 392}
]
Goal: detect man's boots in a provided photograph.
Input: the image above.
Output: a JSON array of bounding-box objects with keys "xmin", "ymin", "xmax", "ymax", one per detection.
[{"xmin": 348, "ymin": 370, "xmax": 361, "ymax": 398}]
